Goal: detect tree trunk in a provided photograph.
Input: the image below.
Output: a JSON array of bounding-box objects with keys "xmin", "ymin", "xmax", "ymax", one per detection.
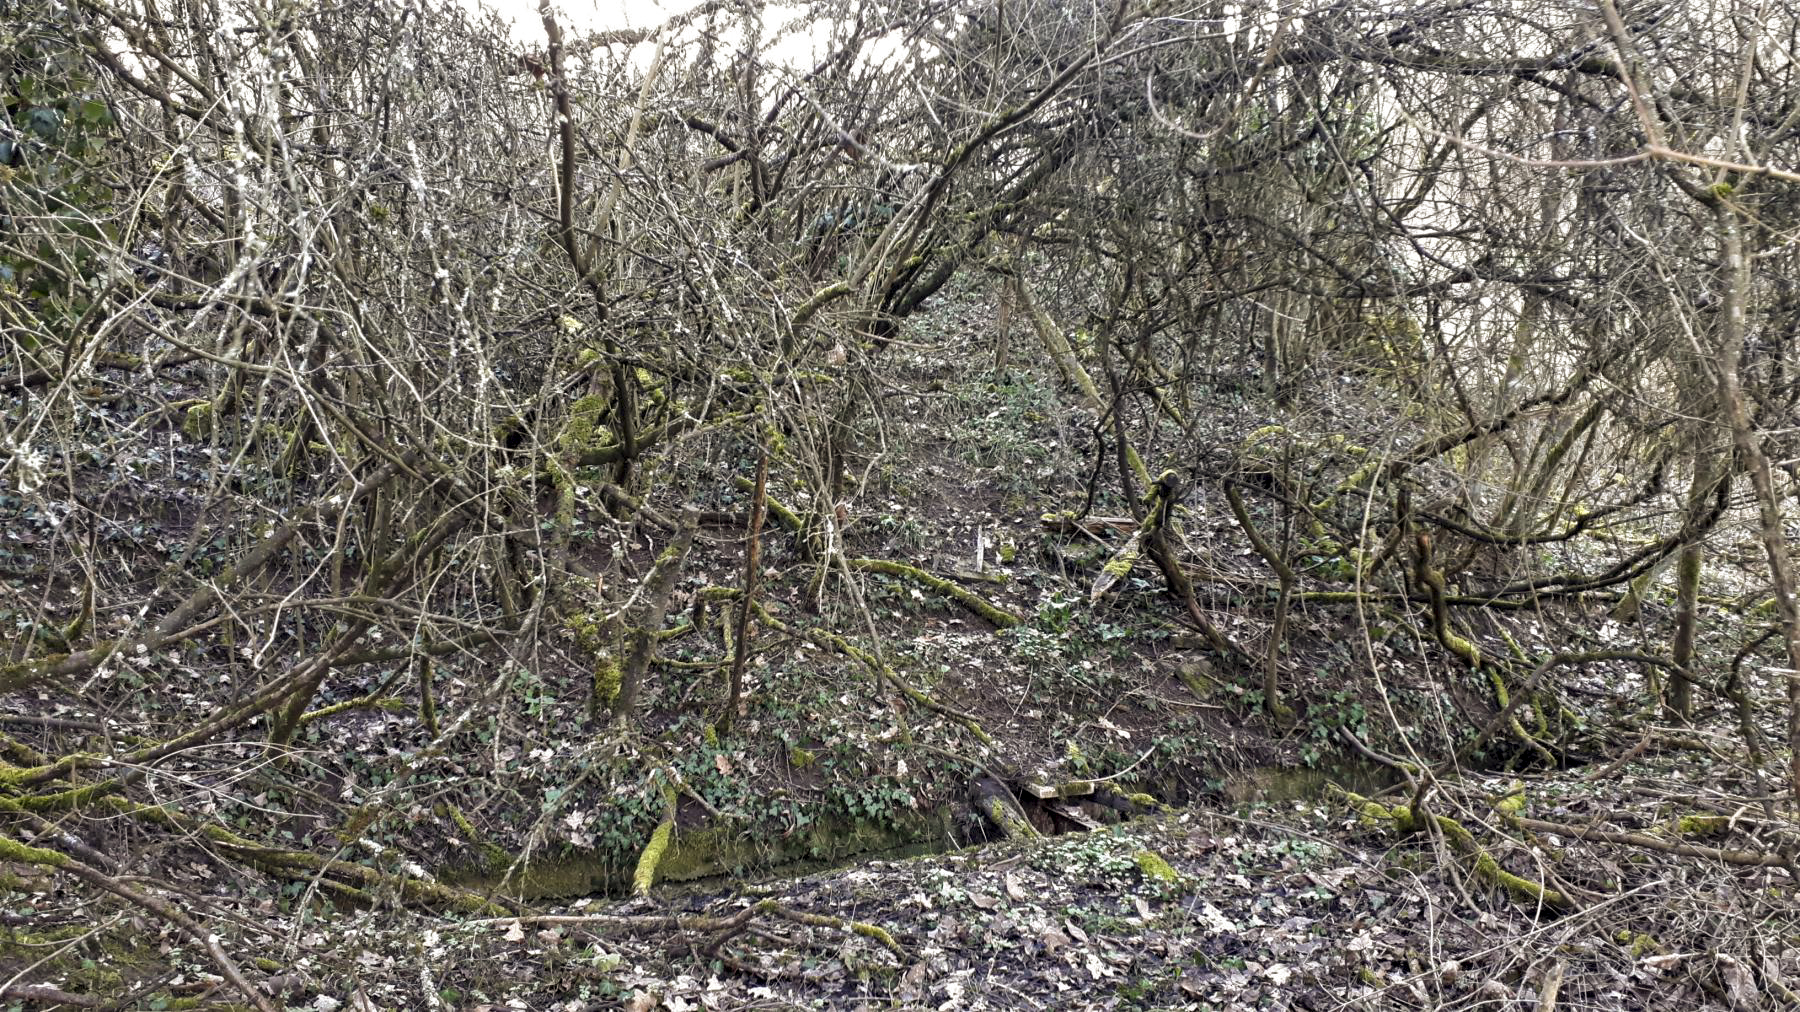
[
  {"xmin": 613, "ymin": 512, "xmax": 697, "ymax": 722},
  {"xmin": 1711, "ymin": 201, "xmax": 1800, "ymax": 801},
  {"xmin": 719, "ymin": 452, "xmax": 768, "ymax": 736}
]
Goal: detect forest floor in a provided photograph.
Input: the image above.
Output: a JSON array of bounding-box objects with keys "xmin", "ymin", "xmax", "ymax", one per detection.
[{"xmin": 5, "ymin": 281, "xmax": 1799, "ymax": 1010}]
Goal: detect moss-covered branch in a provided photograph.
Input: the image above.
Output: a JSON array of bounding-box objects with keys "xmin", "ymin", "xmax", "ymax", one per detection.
[
  {"xmin": 848, "ymin": 558, "xmax": 1020, "ymax": 628},
  {"xmin": 1344, "ymin": 791, "xmax": 1571, "ymax": 910},
  {"xmin": 1410, "ymin": 533, "xmax": 1481, "ymax": 668}
]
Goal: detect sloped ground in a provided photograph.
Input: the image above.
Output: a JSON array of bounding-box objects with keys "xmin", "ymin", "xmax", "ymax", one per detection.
[{"xmin": 6, "ymin": 281, "xmax": 1800, "ymax": 1009}]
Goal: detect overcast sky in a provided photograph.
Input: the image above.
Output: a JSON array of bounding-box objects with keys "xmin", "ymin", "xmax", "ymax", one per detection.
[{"xmin": 462, "ymin": 0, "xmax": 699, "ymax": 39}]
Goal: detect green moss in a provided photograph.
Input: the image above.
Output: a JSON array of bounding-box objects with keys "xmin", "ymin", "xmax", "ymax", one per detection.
[
  {"xmin": 1338, "ymin": 458, "xmax": 1380, "ymax": 492},
  {"xmin": 181, "ymin": 400, "xmax": 214, "ymax": 440},
  {"xmin": 851, "ymin": 921, "xmax": 900, "ymax": 952},
  {"xmin": 848, "ymin": 558, "xmax": 1021, "ymax": 628},
  {"xmin": 632, "ymin": 819, "xmax": 674, "ymax": 895},
  {"xmin": 788, "ymin": 746, "xmax": 815, "ymax": 769},
  {"xmin": 1346, "ymin": 791, "xmax": 1569, "ymax": 908},
  {"xmin": 559, "ymin": 394, "xmax": 611, "ymax": 455},
  {"xmin": 1673, "ymin": 814, "xmax": 1729, "ymax": 837},
  {"xmin": 1132, "ymin": 849, "xmax": 1181, "ymax": 886},
  {"xmin": 592, "ymin": 654, "xmax": 621, "ymax": 710},
  {"xmin": 1099, "ymin": 549, "xmax": 1136, "ymax": 580},
  {"xmin": 978, "ymin": 795, "xmax": 1041, "ymax": 840},
  {"xmin": 15, "ymin": 779, "xmax": 116, "ymax": 811},
  {"xmin": 1243, "ymin": 425, "xmax": 1288, "ymax": 448},
  {"xmin": 1176, "ymin": 662, "xmax": 1217, "ymax": 700},
  {"xmin": 448, "ymin": 809, "xmax": 952, "ymax": 900},
  {"xmin": 0, "ymin": 832, "xmax": 68, "ymax": 866},
  {"xmin": 1492, "ymin": 784, "xmax": 1526, "ymax": 817}
]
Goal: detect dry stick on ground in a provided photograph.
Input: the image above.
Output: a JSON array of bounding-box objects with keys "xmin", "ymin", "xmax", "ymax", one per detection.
[
  {"xmin": 0, "ymin": 985, "xmax": 102, "ymax": 1008},
  {"xmin": 730, "ymin": 475, "xmax": 1020, "ymax": 628},
  {"xmin": 469, "ymin": 898, "xmax": 903, "ymax": 958},
  {"xmin": 1511, "ymin": 816, "xmax": 1794, "ymax": 870}
]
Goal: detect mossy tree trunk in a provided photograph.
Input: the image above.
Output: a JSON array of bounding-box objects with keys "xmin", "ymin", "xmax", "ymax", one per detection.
[
  {"xmin": 1668, "ymin": 437, "xmax": 1722, "ymax": 718},
  {"xmin": 612, "ymin": 512, "xmax": 697, "ymax": 722}
]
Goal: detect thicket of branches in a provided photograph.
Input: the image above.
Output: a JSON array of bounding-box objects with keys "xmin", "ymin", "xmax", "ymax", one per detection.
[{"xmin": 6, "ymin": 0, "xmax": 1800, "ymax": 1000}]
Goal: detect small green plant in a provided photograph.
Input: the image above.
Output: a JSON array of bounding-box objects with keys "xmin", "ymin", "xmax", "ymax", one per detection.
[
  {"xmin": 1029, "ymin": 828, "xmax": 1190, "ymax": 899},
  {"xmin": 1299, "ymin": 686, "xmax": 1367, "ymax": 767}
]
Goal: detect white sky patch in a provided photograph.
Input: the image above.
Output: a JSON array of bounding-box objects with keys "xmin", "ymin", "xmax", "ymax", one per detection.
[{"xmin": 460, "ymin": 0, "xmax": 878, "ymax": 71}]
